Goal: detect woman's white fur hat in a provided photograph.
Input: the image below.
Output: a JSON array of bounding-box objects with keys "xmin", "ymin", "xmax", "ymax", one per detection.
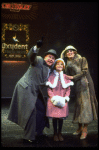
[
  {"xmin": 60, "ymin": 45, "xmax": 77, "ymax": 59},
  {"xmin": 65, "ymin": 45, "xmax": 77, "ymax": 51}
]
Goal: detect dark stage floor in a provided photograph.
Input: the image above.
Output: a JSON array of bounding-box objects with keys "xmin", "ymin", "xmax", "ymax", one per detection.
[{"xmin": 1, "ymin": 99, "xmax": 98, "ymax": 147}]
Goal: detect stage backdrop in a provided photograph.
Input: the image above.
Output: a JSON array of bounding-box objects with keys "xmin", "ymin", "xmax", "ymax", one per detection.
[
  {"xmin": 1, "ymin": 2, "xmax": 98, "ymax": 99},
  {"xmin": 1, "ymin": 61, "xmax": 29, "ymax": 98}
]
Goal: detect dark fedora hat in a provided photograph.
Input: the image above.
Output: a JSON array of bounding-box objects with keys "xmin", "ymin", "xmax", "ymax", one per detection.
[{"xmin": 44, "ymin": 49, "xmax": 58, "ymax": 58}]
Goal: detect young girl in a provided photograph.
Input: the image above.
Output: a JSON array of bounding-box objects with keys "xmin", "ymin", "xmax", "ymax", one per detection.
[{"xmin": 46, "ymin": 58, "xmax": 74, "ymax": 141}]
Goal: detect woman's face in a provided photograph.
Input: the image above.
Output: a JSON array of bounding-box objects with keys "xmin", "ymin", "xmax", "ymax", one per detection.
[
  {"xmin": 55, "ymin": 62, "xmax": 64, "ymax": 72},
  {"xmin": 65, "ymin": 50, "xmax": 75, "ymax": 59}
]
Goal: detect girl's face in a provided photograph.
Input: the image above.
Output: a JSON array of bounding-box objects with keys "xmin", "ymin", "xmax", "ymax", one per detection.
[
  {"xmin": 65, "ymin": 50, "xmax": 75, "ymax": 59},
  {"xmin": 55, "ymin": 62, "xmax": 64, "ymax": 72}
]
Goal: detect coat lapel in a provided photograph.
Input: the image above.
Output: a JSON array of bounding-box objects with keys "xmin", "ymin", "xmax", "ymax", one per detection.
[{"xmin": 42, "ymin": 65, "xmax": 49, "ymax": 82}]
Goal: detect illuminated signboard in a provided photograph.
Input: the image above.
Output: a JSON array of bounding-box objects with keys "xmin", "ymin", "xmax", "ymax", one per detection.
[
  {"xmin": 2, "ymin": 23, "xmax": 29, "ymax": 60},
  {"xmin": 1, "ymin": 2, "xmax": 38, "ymax": 20},
  {"xmin": 2, "ymin": 3, "xmax": 32, "ymax": 12}
]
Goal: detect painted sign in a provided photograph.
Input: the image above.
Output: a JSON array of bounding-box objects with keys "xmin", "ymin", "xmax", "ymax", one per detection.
[
  {"xmin": 2, "ymin": 3, "xmax": 32, "ymax": 12},
  {"xmin": 2, "ymin": 23, "xmax": 29, "ymax": 60}
]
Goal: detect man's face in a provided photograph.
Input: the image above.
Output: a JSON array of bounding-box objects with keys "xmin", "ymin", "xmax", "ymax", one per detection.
[{"xmin": 44, "ymin": 54, "xmax": 55, "ymax": 67}]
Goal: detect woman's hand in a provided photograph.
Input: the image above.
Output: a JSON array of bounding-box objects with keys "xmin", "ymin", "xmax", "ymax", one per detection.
[{"xmin": 66, "ymin": 75, "xmax": 74, "ymax": 80}]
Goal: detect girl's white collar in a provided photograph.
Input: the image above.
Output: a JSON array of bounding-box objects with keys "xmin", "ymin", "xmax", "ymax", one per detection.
[{"xmin": 46, "ymin": 70, "xmax": 74, "ymax": 88}]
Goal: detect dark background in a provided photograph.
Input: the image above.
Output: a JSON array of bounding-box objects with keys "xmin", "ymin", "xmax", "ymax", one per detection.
[{"xmin": 1, "ymin": 2, "xmax": 98, "ymax": 98}]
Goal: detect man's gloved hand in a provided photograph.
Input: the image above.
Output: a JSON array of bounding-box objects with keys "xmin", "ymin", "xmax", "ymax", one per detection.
[{"xmin": 37, "ymin": 36, "xmax": 44, "ymax": 48}]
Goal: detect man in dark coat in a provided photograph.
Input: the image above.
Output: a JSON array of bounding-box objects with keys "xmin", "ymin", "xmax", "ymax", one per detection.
[{"xmin": 8, "ymin": 39, "xmax": 58, "ymax": 143}]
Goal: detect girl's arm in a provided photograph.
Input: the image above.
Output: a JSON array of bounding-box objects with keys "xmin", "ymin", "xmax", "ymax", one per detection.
[
  {"xmin": 65, "ymin": 86, "xmax": 70, "ymax": 97},
  {"xmin": 64, "ymin": 75, "xmax": 71, "ymax": 101},
  {"xmin": 47, "ymin": 87, "xmax": 54, "ymax": 98},
  {"xmin": 64, "ymin": 87, "xmax": 70, "ymax": 102},
  {"xmin": 47, "ymin": 75, "xmax": 54, "ymax": 98}
]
